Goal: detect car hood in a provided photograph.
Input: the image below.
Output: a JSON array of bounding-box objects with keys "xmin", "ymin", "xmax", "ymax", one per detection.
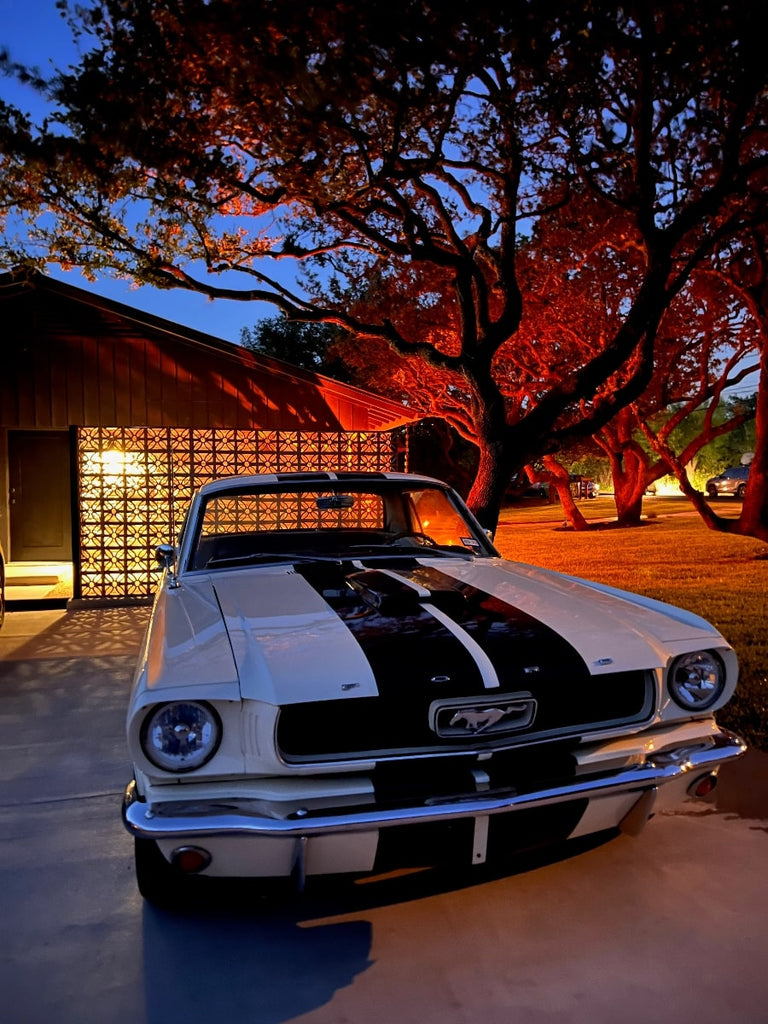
[{"xmin": 170, "ymin": 556, "xmax": 725, "ymax": 705}]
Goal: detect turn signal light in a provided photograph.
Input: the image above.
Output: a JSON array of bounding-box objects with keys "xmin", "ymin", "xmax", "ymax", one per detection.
[
  {"xmin": 687, "ymin": 772, "xmax": 719, "ymax": 799},
  {"xmin": 171, "ymin": 846, "xmax": 212, "ymax": 874}
]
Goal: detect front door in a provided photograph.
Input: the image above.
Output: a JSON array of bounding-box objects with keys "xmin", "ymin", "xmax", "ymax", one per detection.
[{"xmin": 8, "ymin": 431, "xmax": 73, "ymax": 561}]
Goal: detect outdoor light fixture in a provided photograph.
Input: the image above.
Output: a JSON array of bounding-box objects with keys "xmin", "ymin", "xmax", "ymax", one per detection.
[{"xmin": 99, "ymin": 448, "xmax": 144, "ymax": 481}]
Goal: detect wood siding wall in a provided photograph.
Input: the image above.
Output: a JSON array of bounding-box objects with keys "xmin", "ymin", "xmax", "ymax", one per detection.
[
  {"xmin": 0, "ymin": 277, "xmax": 412, "ymax": 565},
  {"xmin": 1, "ymin": 284, "xmax": 408, "ymax": 433}
]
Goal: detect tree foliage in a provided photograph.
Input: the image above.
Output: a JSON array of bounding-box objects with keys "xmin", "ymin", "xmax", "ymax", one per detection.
[
  {"xmin": 596, "ymin": 270, "xmax": 759, "ymax": 526},
  {"xmin": 239, "ymin": 316, "xmax": 350, "ymax": 380},
  {"xmin": 1, "ymin": 0, "xmax": 767, "ymax": 530}
]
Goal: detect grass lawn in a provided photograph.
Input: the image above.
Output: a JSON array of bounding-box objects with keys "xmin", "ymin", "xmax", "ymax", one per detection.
[{"xmin": 493, "ymin": 496, "xmax": 768, "ymax": 751}]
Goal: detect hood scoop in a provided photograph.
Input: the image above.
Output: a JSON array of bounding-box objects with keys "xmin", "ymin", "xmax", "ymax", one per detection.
[{"xmin": 346, "ymin": 569, "xmax": 466, "ymax": 617}]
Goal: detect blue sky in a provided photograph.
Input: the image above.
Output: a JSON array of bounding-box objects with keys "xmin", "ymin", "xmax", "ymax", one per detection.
[{"xmin": 0, "ymin": 0, "xmax": 274, "ymax": 342}]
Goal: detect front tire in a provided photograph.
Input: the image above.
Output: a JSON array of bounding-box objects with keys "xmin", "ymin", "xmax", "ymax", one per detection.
[{"xmin": 736, "ymin": 483, "xmax": 746, "ymax": 499}]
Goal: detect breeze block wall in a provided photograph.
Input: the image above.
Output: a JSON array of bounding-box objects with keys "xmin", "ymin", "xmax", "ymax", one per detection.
[{"xmin": 75, "ymin": 426, "xmax": 397, "ymax": 600}]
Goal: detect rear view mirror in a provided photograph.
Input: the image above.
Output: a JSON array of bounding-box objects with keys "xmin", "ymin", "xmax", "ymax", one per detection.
[{"xmin": 316, "ymin": 495, "xmax": 355, "ymax": 510}]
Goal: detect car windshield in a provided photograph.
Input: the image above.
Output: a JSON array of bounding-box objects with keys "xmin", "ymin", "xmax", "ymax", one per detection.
[{"xmin": 188, "ymin": 481, "xmax": 495, "ymax": 570}]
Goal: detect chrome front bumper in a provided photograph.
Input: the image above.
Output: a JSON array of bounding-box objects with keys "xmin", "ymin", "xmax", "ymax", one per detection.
[{"xmin": 123, "ymin": 728, "xmax": 746, "ymax": 844}]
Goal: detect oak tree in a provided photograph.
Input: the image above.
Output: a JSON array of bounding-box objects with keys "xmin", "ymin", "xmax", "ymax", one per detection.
[{"xmin": 1, "ymin": 0, "xmax": 766, "ymax": 530}]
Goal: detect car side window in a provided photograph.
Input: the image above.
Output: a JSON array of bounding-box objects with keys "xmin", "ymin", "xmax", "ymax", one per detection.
[{"xmin": 408, "ymin": 489, "xmax": 480, "ymax": 549}]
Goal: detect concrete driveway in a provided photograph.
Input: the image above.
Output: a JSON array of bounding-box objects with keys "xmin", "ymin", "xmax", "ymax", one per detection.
[{"xmin": 1, "ymin": 608, "xmax": 767, "ymax": 1024}]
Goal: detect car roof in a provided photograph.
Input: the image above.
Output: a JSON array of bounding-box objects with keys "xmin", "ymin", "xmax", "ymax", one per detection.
[{"xmin": 193, "ymin": 471, "xmax": 450, "ymax": 497}]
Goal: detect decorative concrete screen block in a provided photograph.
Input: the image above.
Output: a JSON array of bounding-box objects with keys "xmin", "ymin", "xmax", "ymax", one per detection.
[{"xmin": 76, "ymin": 427, "xmax": 397, "ymax": 600}]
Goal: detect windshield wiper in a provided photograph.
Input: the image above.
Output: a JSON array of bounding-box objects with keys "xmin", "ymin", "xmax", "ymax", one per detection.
[
  {"xmin": 350, "ymin": 545, "xmax": 478, "ymax": 560},
  {"xmin": 205, "ymin": 546, "xmax": 481, "ymax": 569},
  {"xmin": 206, "ymin": 552, "xmax": 342, "ymax": 569}
]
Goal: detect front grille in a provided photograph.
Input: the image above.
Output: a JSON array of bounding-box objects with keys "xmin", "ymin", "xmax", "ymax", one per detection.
[{"xmin": 277, "ymin": 669, "xmax": 654, "ymax": 763}]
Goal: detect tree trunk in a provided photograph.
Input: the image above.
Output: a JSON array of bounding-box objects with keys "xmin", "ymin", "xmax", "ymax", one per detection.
[
  {"xmin": 738, "ymin": 343, "xmax": 768, "ymax": 541},
  {"xmin": 466, "ymin": 437, "xmax": 516, "ymax": 534},
  {"xmin": 542, "ymin": 456, "xmax": 590, "ymax": 530},
  {"xmin": 655, "ymin": 342, "xmax": 767, "ymax": 543},
  {"xmin": 610, "ymin": 448, "xmax": 648, "ymax": 526},
  {"xmin": 464, "ymin": 374, "xmax": 521, "ymax": 534},
  {"xmin": 614, "ymin": 486, "xmax": 645, "ymax": 526}
]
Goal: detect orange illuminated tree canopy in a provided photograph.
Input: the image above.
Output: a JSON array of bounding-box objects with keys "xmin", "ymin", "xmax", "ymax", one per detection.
[{"xmin": 1, "ymin": 0, "xmax": 766, "ymax": 533}]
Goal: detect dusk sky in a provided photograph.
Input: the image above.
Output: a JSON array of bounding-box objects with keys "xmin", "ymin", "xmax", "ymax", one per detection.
[
  {"xmin": 1, "ymin": 0, "xmax": 275, "ymax": 343},
  {"xmin": 0, "ymin": 2, "xmax": 760, "ymax": 400}
]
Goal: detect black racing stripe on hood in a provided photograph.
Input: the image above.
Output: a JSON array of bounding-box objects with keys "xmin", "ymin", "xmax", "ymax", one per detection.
[
  {"xmin": 280, "ymin": 562, "xmax": 651, "ymax": 760},
  {"xmin": 295, "ymin": 563, "xmax": 488, "ymax": 698},
  {"xmin": 387, "ymin": 565, "xmax": 592, "ymax": 690}
]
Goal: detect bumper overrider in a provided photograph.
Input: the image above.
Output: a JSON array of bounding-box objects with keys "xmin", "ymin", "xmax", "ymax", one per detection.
[{"xmin": 123, "ymin": 725, "xmax": 746, "ymax": 881}]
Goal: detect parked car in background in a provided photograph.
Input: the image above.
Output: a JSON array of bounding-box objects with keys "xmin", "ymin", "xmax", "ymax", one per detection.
[
  {"xmin": 570, "ymin": 475, "xmax": 600, "ymax": 499},
  {"xmin": 521, "ymin": 480, "xmax": 550, "ymax": 499},
  {"xmin": 520, "ymin": 477, "xmax": 599, "ymax": 501},
  {"xmin": 123, "ymin": 471, "xmax": 745, "ymax": 905},
  {"xmin": 705, "ymin": 466, "xmax": 750, "ymax": 499}
]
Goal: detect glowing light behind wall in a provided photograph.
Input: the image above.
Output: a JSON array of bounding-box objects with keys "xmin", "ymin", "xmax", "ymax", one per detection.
[{"xmin": 83, "ymin": 448, "xmax": 147, "ymax": 484}]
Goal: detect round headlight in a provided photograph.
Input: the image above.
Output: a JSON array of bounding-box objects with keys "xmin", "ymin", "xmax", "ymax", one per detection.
[
  {"xmin": 141, "ymin": 701, "xmax": 221, "ymax": 772},
  {"xmin": 668, "ymin": 651, "xmax": 725, "ymax": 711}
]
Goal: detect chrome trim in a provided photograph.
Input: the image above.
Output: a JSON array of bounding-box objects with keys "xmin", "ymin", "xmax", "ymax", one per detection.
[{"xmin": 123, "ymin": 729, "xmax": 746, "ymax": 842}]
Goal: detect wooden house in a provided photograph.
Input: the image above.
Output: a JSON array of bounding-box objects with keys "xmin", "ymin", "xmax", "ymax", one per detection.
[{"xmin": 0, "ymin": 270, "xmax": 412, "ymax": 601}]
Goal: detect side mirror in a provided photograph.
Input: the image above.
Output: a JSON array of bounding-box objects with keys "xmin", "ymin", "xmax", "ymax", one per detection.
[{"xmin": 155, "ymin": 544, "xmax": 180, "ymax": 588}]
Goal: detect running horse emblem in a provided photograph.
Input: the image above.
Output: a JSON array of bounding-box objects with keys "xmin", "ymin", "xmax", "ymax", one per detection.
[{"xmin": 449, "ymin": 702, "xmax": 530, "ymax": 734}]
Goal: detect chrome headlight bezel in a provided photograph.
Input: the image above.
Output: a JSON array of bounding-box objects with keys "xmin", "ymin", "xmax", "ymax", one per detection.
[
  {"xmin": 141, "ymin": 700, "xmax": 222, "ymax": 773},
  {"xmin": 668, "ymin": 650, "xmax": 726, "ymax": 712}
]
